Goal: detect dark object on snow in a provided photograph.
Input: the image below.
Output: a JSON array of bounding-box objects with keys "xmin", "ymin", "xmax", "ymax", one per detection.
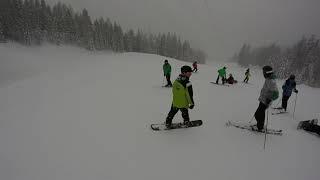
[{"xmin": 297, "ymin": 119, "xmax": 320, "ymax": 136}]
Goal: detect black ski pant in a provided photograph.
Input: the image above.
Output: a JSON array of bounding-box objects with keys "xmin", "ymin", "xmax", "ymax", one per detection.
[
  {"xmin": 303, "ymin": 123, "xmax": 320, "ymax": 135},
  {"xmin": 165, "ymin": 74, "xmax": 172, "ymax": 86},
  {"xmin": 166, "ymin": 105, "xmax": 190, "ymax": 125},
  {"xmin": 193, "ymin": 68, "xmax": 198, "ymax": 72},
  {"xmin": 243, "ymin": 76, "xmax": 249, "ymax": 83},
  {"xmin": 254, "ymin": 102, "xmax": 268, "ymax": 130},
  {"xmin": 216, "ymin": 76, "xmax": 226, "ymax": 84},
  {"xmin": 281, "ymin": 95, "xmax": 290, "ymax": 111}
]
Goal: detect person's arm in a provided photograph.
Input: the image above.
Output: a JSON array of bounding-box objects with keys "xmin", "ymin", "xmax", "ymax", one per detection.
[
  {"xmin": 265, "ymin": 80, "xmax": 279, "ymax": 105},
  {"xmin": 187, "ymin": 82, "xmax": 194, "ymax": 104}
]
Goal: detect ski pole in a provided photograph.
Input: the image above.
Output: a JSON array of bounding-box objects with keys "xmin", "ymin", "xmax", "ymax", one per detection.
[
  {"xmin": 263, "ymin": 109, "xmax": 269, "ymax": 150},
  {"xmin": 248, "ymin": 114, "xmax": 255, "ymax": 123},
  {"xmin": 293, "ymin": 93, "xmax": 298, "ymax": 120},
  {"xmin": 162, "ymin": 76, "xmax": 165, "ymax": 86}
]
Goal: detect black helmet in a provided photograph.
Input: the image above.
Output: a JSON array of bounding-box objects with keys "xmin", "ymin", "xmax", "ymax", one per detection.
[
  {"xmin": 289, "ymin": 74, "xmax": 295, "ymax": 79},
  {"xmin": 164, "ymin": 59, "xmax": 168, "ymax": 63},
  {"xmin": 262, "ymin": 65, "xmax": 273, "ymax": 78},
  {"xmin": 181, "ymin": 65, "xmax": 193, "ymax": 73}
]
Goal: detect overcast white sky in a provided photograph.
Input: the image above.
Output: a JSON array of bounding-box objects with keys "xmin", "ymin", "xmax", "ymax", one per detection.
[{"xmin": 46, "ymin": 0, "xmax": 320, "ymax": 61}]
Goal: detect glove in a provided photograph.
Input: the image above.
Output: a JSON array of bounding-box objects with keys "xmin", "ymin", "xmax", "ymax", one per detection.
[
  {"xmin": 266, "ymin": 98, "xmax": 272, "ymax": 105},
  {"xmin": 189, "ymin": 104, "xmax": 194, "ymax": 109},
  {"xmin": 294, "ymin": 89, "xmax": 298, "ymax": 93}
]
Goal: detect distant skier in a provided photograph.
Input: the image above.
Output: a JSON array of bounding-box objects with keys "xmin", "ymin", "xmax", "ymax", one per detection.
[
  {"xmin": 253, "ymin": 66, "xmax": 279, "ymax": 132},
  {"xmin": 243, "ymin": 68, "xmax": 250, "ymax": 83},
  {"xmin": 216, "ymin": 66, "xmax": 227, "ymax": 84},
  {"xmin": 165, "ymin": 65, "xmax": 194, "ymax": 128},
  {"xmin": 297, "ymin": 119, "xmax": 320, "ymax": 136},
  {"xmin": 278, "ymin": 74, "xmax": 298, "ymax": 112},
  {"xmin": 192, "ymin": 61, "xmax": 198, "ymax": 72},
  {"xmin": 163, "ymin": 60, "xmax": 172, "ymax": 87},
  {"xmin": 226, "ymin": 74, "xmax": 238, "ymax": 84}
]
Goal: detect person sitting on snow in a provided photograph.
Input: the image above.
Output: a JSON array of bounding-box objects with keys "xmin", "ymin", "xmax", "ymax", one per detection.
[{"xmin": 226, "ymin": 74, "xmax": 238, "ymax": 84}]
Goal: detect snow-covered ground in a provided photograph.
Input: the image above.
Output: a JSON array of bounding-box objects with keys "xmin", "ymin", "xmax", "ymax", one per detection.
[{"xmin": 1, "ymin": 43, "xmax": 319, "ymax": 180}]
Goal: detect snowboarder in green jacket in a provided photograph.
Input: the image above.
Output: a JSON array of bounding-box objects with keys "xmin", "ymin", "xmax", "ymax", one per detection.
[
  {"xmin": 163, "ymin": 60, "xmax": 172, "ymax": 87},
  {"xmin": 165, "ymin": 65, "xmax": 194, "ymax": 128},
  {"xmin": 216, "ymin": 66, "xmax": 227, "ymax": 84}
]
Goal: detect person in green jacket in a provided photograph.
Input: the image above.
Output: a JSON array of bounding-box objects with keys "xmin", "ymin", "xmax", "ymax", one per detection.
[
  {"xmin": 216, "ymin": 66, "xmax": 227, "ymax": 84},
  {"xmin": 165, "ymin": 65, "xmax": 194, "ymax": 128},
  {"xmin": 163, "ymin": 60, "xmax": 172, "ymax": 87}
]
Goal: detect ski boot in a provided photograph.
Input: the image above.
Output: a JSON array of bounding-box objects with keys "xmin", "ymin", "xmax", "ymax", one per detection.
[{"xmin": 182, "ymin": 120, "xmax": 191, "ymax": 127}]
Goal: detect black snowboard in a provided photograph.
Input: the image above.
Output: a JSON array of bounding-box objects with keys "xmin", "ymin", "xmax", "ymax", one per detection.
[{"xmin": 151, "ymin": 120, "xmax": 203, "ymax": 131}]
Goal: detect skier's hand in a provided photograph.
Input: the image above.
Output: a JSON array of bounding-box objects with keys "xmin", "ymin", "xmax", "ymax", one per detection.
[
  {"xmin": 266, "ymin": 98, "xmax": 272, "ymax": 105},
  {"xmin": 294, "ymin": 89, "xmax": 298, "ymax": 93},
  {"xmin": 189, "ymin": 104, "xmax": 194, "ymax": 109}
]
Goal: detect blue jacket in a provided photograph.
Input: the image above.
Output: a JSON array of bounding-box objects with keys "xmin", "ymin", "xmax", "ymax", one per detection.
[{"xmin": 282, "ymin": 79, "xmax": 296, "ymax": 97}]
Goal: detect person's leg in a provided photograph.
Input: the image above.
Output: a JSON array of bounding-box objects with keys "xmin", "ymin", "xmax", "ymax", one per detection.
[
  {"xmin": 166, "ymin": 105, "xmax": 179, "ymax": 126},
  {"xmin": 222, "ymin": 77, "xmax": 226, "ymax": 84},
  {"xmin": 244, "ymin": 77, "xmax": 249, "ymax": 83},
  {"xmin": 254, "ymin": 102, "xmax": 268, "ymax": 131},
  {"xmin": 281, "ymin": 95, "xmax": 290, "ymax": 111},
  {"xmin": 180, "ymin": 108, "xmax": 190, "ymax": 123},
  {"xmin": 216, "ymin": 76, "xmax": 220, "ymax": 84},
  {"xmin": 166, "ymin": 74, "xmax": 172, "ymax": 86}
]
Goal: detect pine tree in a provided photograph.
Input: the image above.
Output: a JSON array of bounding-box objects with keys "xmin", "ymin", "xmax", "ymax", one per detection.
[{"xmin": 0, "ymin": 22, "xmax": 6, "ymax": 42}]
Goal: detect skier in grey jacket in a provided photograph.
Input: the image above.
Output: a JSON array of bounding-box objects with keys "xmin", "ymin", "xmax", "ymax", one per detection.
[{"xmin": 254, "ymin": 66, "xmax": 279, "ymax": 131}]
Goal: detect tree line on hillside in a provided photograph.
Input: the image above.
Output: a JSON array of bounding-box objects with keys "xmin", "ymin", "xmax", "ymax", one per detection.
[
  {"xmin": 234, "ymin": 35, "xmax": 320, "ymax": 87},
  {"xmin": 0, "ymin": 0, "xmax": 206, "ymax": 63}
]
